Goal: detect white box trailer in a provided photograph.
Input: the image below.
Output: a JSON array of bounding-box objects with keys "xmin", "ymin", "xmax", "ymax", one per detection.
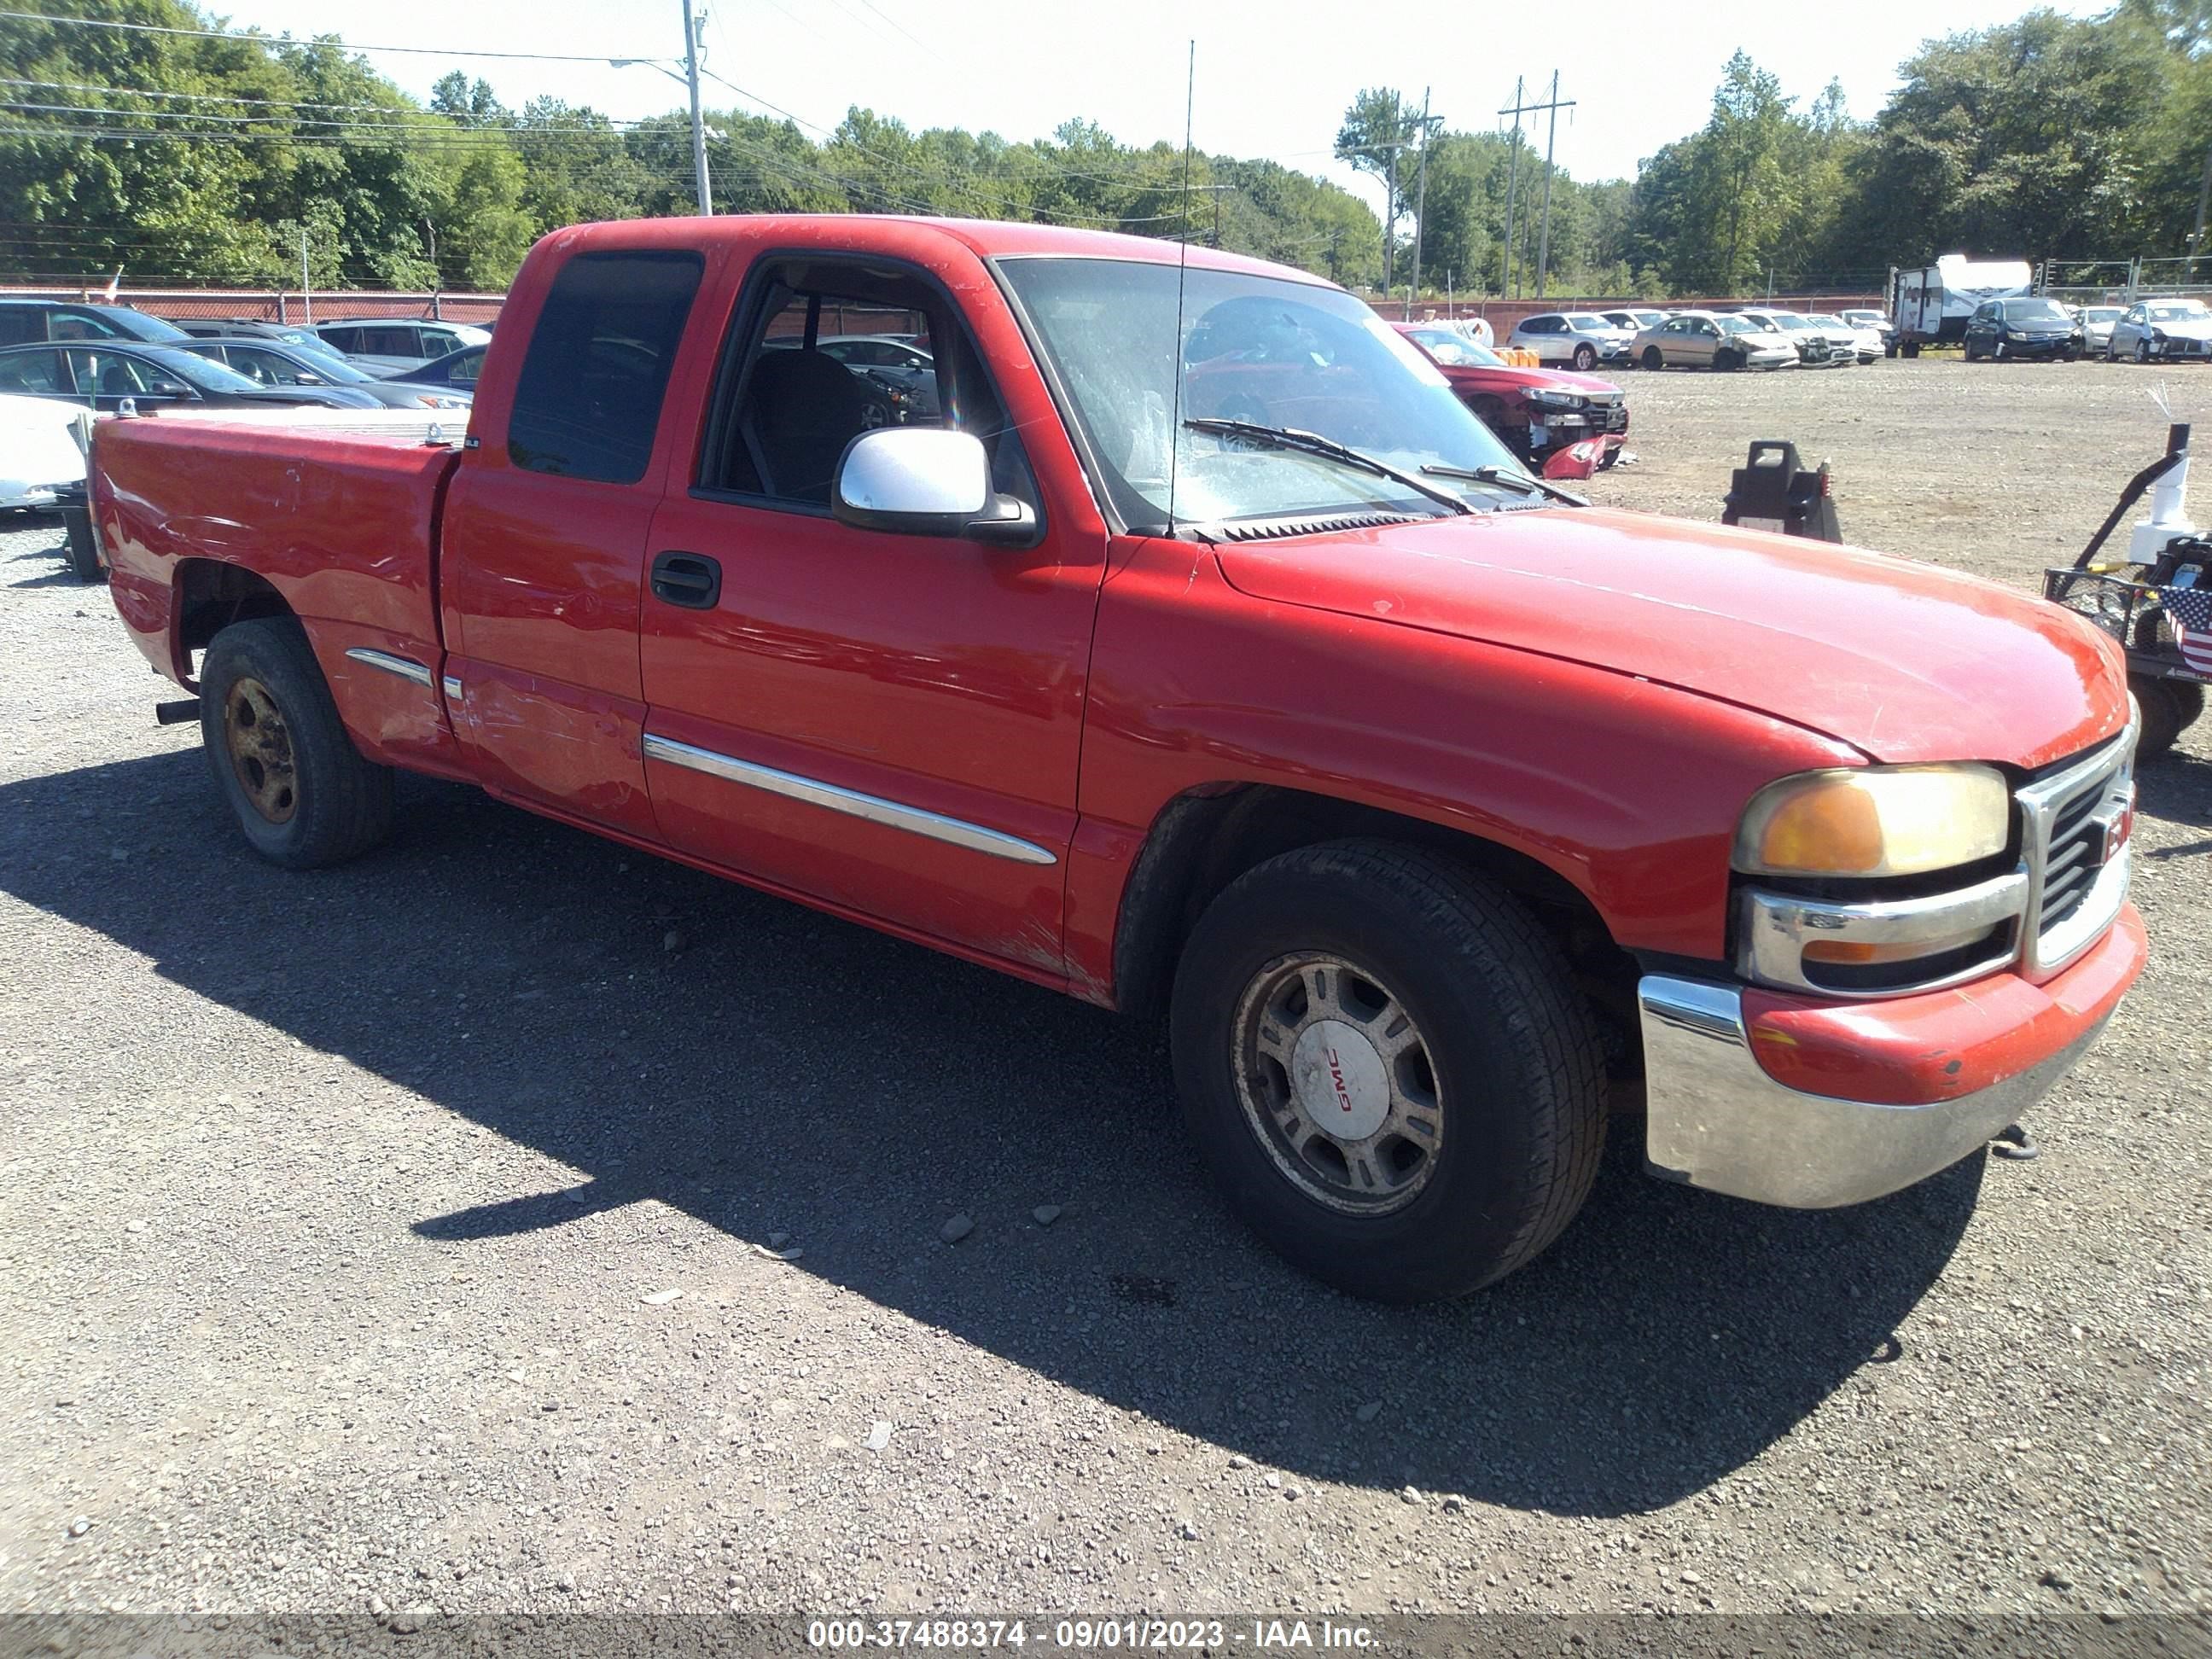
[{"xmin": 1888, "ymin": 255, "xmax": 2034, "ymax": 355}]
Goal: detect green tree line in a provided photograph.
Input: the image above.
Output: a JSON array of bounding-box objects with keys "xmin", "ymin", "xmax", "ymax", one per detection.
[
  {"xmin": 0, "ymin": 0, "xmax": 1377, "ymax": 291},
  {"xmin": 4, "ymin": 0, "xmax": 2210, "ymax": 299}
]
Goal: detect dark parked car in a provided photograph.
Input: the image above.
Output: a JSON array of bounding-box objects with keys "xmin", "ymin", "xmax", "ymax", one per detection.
[
  {"xmin": 0, "ymin": 298, "xmax": 192, "ymax": 347},
  {"xmin": 812, "ymin": 334, "xmax": 943, "ymax": 421},
  {"xmin": 0, "ymin": 341, "xmax": 379, "ymax": 413},
  {"xmin": 381, "ymin": 343, "xmax": 486, "ymax": 395},
  {"xmin": 173, "ymin": 318, "xmax": 341, "ymax": 350},
  {"xmin": 183, "ymin": 339, "xmax": 471, "ymax": 408},
  {"xmin": 1964, "ymin": 297, "xmax": 2083, "ymax": 361}
]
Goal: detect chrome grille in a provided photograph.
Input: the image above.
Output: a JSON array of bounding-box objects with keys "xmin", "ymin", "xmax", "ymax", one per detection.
[{"xmin": 2017, "ymin": 730, "xmax": 2135, "ymax": 979}]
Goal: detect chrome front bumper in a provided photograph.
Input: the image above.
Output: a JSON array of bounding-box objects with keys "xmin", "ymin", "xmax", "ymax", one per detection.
[{"xmin": 1637, "ymin": 975, "xmax": 2110, "ymax": 1208}]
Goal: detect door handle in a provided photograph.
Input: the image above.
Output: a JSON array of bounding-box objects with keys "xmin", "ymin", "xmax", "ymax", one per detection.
[{"xmin": 650, "ymin": 550, "xmax": 721, "ymax": 609}]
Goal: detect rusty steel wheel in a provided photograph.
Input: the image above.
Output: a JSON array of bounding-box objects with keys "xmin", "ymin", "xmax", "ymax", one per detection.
[
  {"xmin": 223, "ymin": 676, "xmax": 299, "ymax": 824},
  {"xmin": 200, "ymin": 617, "xmax": 393, "ymax": 869}
]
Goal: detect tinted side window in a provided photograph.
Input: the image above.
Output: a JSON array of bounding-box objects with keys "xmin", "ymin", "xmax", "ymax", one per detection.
[
  {"xmin": 0, "ymin": 309, "xmax": 38, "ymax": 346},
  {"xmin": 320, "ymin": 326, "xmax": 358, "ymax": 352},
  {"xmin": 509, "ymin": 249, "xmax": 703, "ymax": 484},
  {"xmin": 0, "ymin": 347, "xmax": 64, "ymax": 391}
]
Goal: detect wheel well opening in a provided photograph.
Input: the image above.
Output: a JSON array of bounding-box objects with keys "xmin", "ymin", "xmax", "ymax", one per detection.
[
  {"xmin": 1112, "ymin": 784, "xmax": 1643, "ymax": 1080},
  {"xmin": 177, "ymin": 561, "xmax": 292, "ymax": 682}
]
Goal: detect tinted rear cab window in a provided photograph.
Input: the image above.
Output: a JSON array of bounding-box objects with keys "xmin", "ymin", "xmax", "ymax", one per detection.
[{"xmin": 509, "ymin": 250, "xmax": 703, "ymax": 484}]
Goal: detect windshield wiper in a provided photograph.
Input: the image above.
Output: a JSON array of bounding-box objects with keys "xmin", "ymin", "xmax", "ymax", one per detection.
[
  {"xmin": 1182, "ymin": 418, "xmax": 1472, "ymax": 515},
  {"xmin": 1422, "ymin": 463, "xmax": 1588, "ymax": 508}
]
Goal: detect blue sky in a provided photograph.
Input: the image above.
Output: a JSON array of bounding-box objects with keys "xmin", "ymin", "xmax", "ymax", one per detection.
[{"xmin": 207, "ymin": 0, "xmax": 2106, "ymax": 206}]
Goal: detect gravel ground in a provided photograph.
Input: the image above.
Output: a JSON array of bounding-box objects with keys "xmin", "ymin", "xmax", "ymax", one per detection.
[{"xmin": 0, "ymin": 358, "xmax": 2207, "ymax": 1628}]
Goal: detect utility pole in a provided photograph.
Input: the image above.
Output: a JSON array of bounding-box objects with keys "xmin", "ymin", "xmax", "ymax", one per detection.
[
  {"xmin": 683, "ymin": 3, "xmax": 713, "ymax": 215},
  {"xmin": 1353, "ymin": 139, "xmax": 1412, "ymax": 296},
  {"xmin": 1499, "ymin": 76, "xmax": 1524, "ymax": 298},
  {"xmin": 2192, "ymin": 138, "xmax": 2212, "ymax": 272},
  {"xmin": 300, "ymin": 227, "xmax": 311, "ymax": 325},
  {"xmin": 1534, "ymin": 70, "xmax": 1573, "ymax": 300},
  {"xmin": 1407, "ymin": 85, "xmax": 1432, "ymax": 320}
]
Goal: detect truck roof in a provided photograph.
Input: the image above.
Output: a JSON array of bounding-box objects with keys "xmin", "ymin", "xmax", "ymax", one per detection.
[{"xmin": 535, "ymin": 213, "xmax": 1333, "ymax": 288}]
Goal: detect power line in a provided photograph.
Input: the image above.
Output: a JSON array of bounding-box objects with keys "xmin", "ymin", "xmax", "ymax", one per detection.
[
  {"xmin": 0, "ymin": 7, "xmax": 678, "ymax": 63},
  {"xmin": 0, "ymin": 99, "xmax": 661, "ymax": 135}
]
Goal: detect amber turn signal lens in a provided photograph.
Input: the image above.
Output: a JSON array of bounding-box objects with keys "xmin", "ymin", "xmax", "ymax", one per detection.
[{"xmin": 1735, "ymin": 765, "xmax": 2011, "ymax": 878}]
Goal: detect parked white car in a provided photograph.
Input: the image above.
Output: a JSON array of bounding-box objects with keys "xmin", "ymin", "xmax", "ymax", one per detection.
[
  {"xmin": 1809, "ymin": 312, "xmax": 1883, "ymax": 364},
  {"xmin": 1505, "ymin": 311, "xmax": 1635, "ymax": 370},
  {"xmin": 2108, "ymin": 298, "xmax": 2212, "ymax": 362},
  {"xmin": 1599, "ymin": 307, "xmax": 1669, "ymax": 339},
  {"xmin": 2077, "ymin": 306, "xmax": 2126, "ymax": 355},
  {"xmin": 0, "ymin": 391, "xmax": 88, "ymax": 510},
  {"xmin": 1735, "ymin": 308, "xmax": 1854, "ymax": 367}
]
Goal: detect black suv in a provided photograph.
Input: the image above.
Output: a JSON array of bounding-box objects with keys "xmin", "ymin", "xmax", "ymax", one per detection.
[{"xmin": 0, "ymin": 298, "xmax": 193, "ymax": 347}]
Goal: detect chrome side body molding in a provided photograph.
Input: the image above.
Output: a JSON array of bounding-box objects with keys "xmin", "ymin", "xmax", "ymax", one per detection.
[{"xmin": 641, "ymin": 733, "xmax": 1058, "ymax": 866}]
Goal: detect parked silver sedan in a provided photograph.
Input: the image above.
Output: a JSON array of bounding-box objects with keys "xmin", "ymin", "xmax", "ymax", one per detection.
[
  {"xmin": 2078, "ymin": 306, "xmax": 2125, "ymax": 355},
  {"xmin": 1629, "ymin": 310, "xmax": 1797, "ymax": 371}
]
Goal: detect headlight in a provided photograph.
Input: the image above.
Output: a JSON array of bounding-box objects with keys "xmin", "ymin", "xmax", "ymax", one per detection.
[
  {"xmin": 1526, "ymin": 388, "xmax": 1586, "ymax": 410},
  {"xmin": 1734, "ymin": 765, "xmax": 2011, "ymax": 877}
]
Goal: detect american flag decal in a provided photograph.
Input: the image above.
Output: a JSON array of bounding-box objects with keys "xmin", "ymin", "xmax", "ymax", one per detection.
[{"xmin": 2163, "ymin": 584, "xmax": 2212, "ymax": 678}]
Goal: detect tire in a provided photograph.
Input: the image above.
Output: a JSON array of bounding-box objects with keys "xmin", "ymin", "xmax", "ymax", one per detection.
[
  {"xmin": 198, "ymin": 617, "xmax": 394, "ymax": 869},
  {"xmin": 2136, "ymin": 340, "xmax": 2153, "ymax": 364},
  {"xmin": 1715, "ymin": 346, "xmax": 1743, "ymax": 371},
  {"xmin": 2133, "ymin": 674, "xmax": 2204, "ymax": 760},
  {"xmin": 1641, "ymin": 346, "xmax": 1664, "ymax": 372},
  {"xmin": 1168, "ymin": 840, "xmax": 1608, "ymax": 1303},
  {"xmin": 1964, "ymin": 341, "xmax": 1982, "ymax": 362},
  {"xmin": 1571, "ymin": 344, "xmax": 1597, "ymax": 371},
  {"xmin": 61, "ymin": 508, "xmax": 102, "ymax": 583},
  {"xmin": 1902, "ymin": 341, "xmax": 1921, "ymax": 358}
]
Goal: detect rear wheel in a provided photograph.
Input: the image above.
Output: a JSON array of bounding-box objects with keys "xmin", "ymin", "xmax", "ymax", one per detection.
[
  {"xmin": 1571, "ymin": 343, "xmax": 1598, "ymax": 371},
  {"xmin": 199, "ymin": 617, "xmax": 394, "ymax": 869},
  {"xmin": 1168, "ymin": 840, "xmax": 1607, "ymax": 1302},
  {"xmin": 1902, "ymin": 341, "xmax": 1922, "ymax": 358},
  {"xmin": 2137, "ymin": 339, "xmax": 2155, "ymax": 364},
  {"xmin": 1641, "ymin": 346, "xmax": 1664, "ymax": 371}
]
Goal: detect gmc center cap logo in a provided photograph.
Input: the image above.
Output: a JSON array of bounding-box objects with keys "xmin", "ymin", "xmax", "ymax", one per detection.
[{"xmin": 1289, "ymin": 1020, "xmax": 1391, "ymax": 1141}]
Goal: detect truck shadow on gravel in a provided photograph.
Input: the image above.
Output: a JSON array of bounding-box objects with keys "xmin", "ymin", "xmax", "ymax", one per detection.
[{"xmin": 1, "ymin": 750, "xmax": 1996, "ymax": 1517}]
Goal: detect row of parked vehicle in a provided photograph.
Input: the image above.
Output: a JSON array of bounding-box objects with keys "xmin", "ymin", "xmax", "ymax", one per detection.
[
  {"xmin": 1496, "ymin": 306, "xmax": 1889, "ymax": 373},
  {"xmin": 0, "ymin": 298, "xmax": 489, "ymax": 417},
  {"xmin": 1960, "ymin": 295, "xmax": 2212, "ymax": 364}
]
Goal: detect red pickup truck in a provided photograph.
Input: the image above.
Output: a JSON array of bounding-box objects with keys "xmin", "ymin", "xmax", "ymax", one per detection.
[{"xmin": 90, "ymin": 216, "xmax": 2146, "ymax": 1303}]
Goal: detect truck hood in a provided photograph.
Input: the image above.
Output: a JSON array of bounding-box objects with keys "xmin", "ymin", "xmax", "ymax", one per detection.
[
  {"xmin": 1210, "ymin": 508, "xmax": 2126, "ymax": 769},
  {"xmin": 1441, "ymin": 363, "xmax": 1618, "ymax": 396}
]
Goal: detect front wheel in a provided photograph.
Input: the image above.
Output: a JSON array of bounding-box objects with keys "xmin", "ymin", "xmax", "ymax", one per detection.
[
  {"xmin": 1169, "ymin": 841, "xmax": 1607, "ymax": 1302},
  {"xmin": 2137, "ymin": 339, "xmax": 2155, "ymax": 364},
  {"xmin": 199, "ymin": 617, "xmax": 394, "ymax": 869},
  {"xmin": 1715, "ymin": 346, "xmax": 1743, "ymax": 371},
  {"xmin": 2133, "ymin": 674, "xmax": 2205, "ymax": 760},
  {"xmin": 1571, "ymin": 344, "xmax": 1598, "ymax": 371},
  {"xmin": 1641, "ymin": 346, "xmax": 1665, "ymax": 371}
]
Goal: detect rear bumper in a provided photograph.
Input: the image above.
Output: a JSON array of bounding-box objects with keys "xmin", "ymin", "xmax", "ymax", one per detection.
[{"xmin": 1638, "ymin": 904, "xmax": 2145, "ymax": 1208}]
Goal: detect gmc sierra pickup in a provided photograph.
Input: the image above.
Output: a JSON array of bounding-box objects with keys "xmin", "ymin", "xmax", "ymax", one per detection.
[{"xmin": 90, "ymin": 216, "xmax": 2146, "ymax": 1301}]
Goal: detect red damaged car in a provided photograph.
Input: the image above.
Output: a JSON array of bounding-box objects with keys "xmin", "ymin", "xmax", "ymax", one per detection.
[{"xmin": 1394, "ymin": 323, "xmax": 1628, "ymax": 473}]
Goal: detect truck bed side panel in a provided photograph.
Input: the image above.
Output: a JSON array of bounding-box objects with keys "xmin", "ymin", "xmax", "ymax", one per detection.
[{"xmin": 95, "ymin": 419, "xmax": 465, "ymax": 773}]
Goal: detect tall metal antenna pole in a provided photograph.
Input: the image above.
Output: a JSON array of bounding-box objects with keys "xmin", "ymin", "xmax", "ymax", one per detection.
[
  {"xmin": 1165, "ymin": 41, "xmax": 1194, "ymax": 536},
  {"xmin": 1499, "ymin": 76, "xmax": 1524, "ymax": 299},
  {"xmin": 1407, "ymin": 85, "xmax": 1432, "ymax": 320},
  {"xmin": 1534, "ymin": 69, "xmax": 1565, "ymax": 299},
  {"xmin": 683, "ymin": 3, "xmax": 713, "ymax": 214}
]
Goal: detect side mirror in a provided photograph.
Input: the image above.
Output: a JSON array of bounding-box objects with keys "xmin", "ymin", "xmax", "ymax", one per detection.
[{"xmin": 832, "ymin": 427, "xmax": 1037, "ymax": 546}]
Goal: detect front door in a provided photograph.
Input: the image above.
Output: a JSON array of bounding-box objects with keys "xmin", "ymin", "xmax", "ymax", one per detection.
[{"xmin": 638, "ymin": 245, "xmax": 1106, "ymax": 972}]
